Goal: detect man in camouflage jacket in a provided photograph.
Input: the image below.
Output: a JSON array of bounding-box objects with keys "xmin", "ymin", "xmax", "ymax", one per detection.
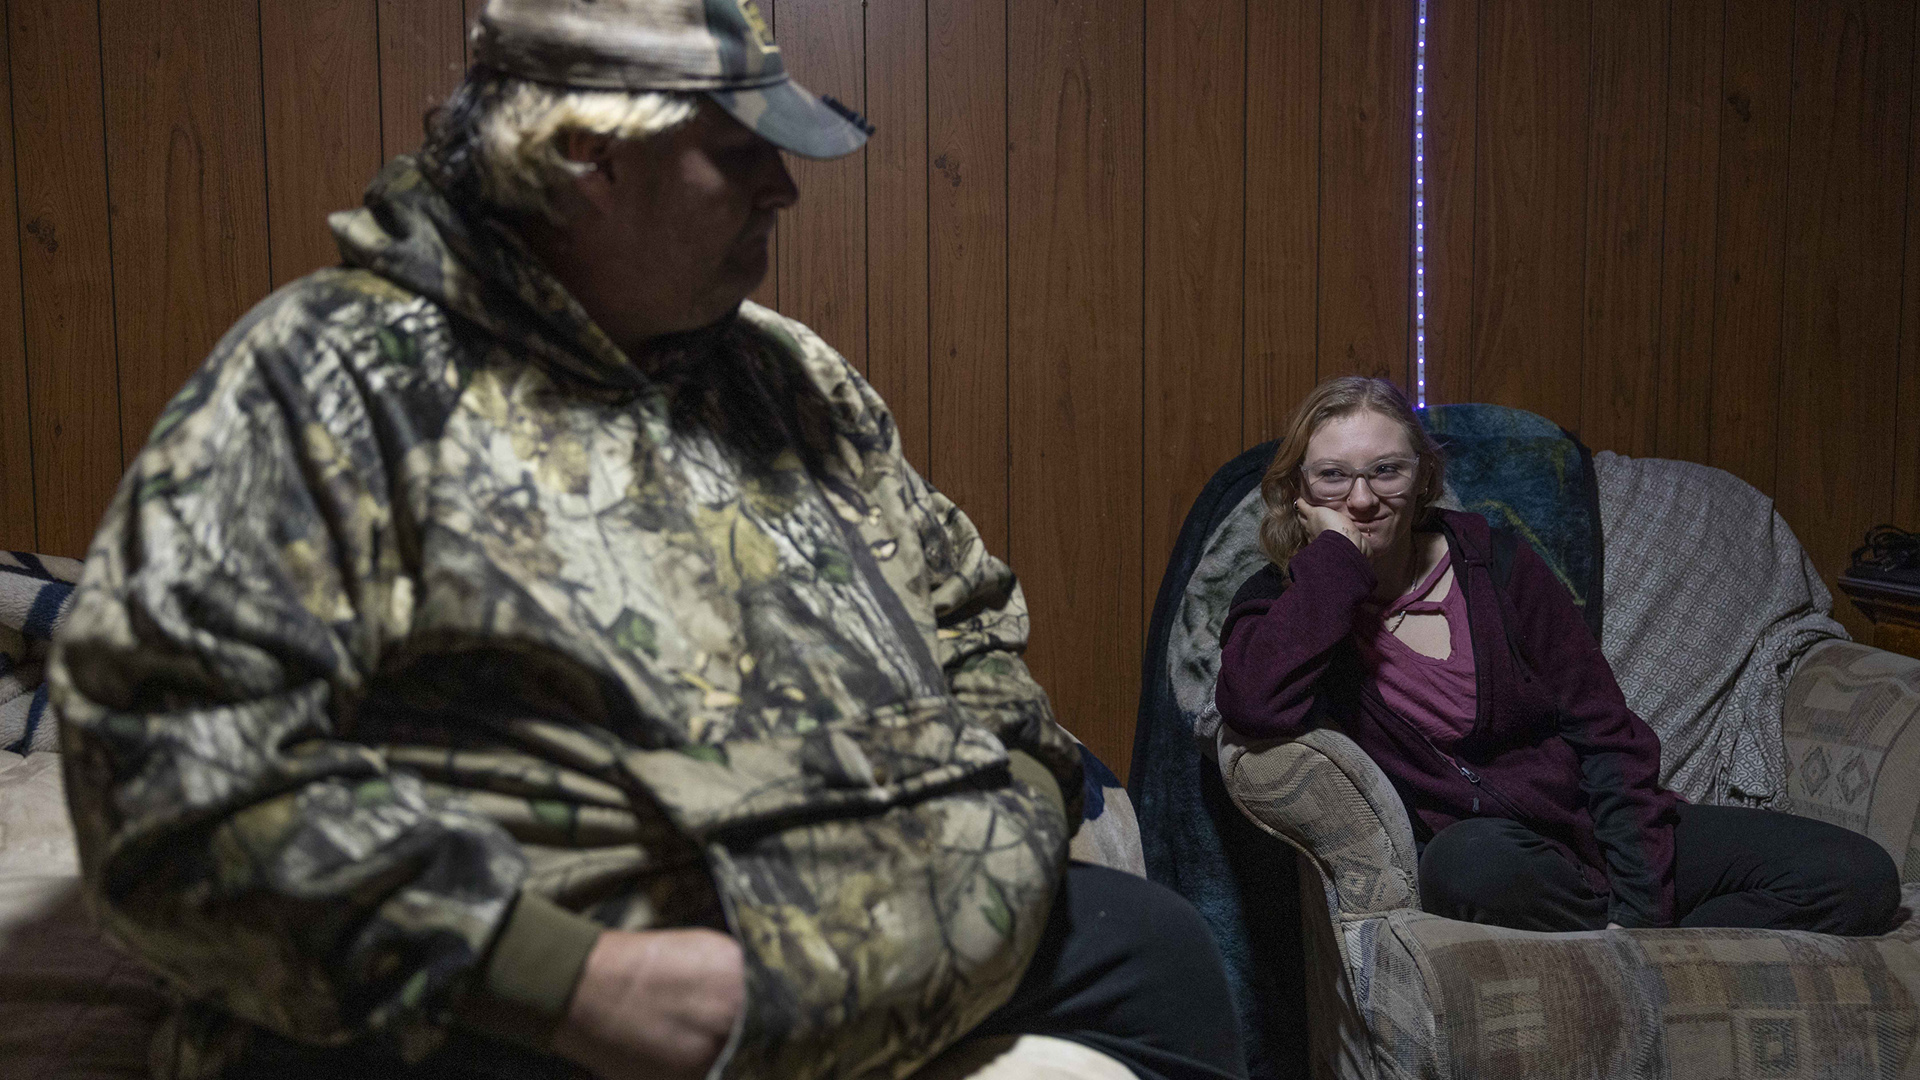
[{"xmin": 51, "ymin": 2, "xmax": 1244, "ymax": 1079}]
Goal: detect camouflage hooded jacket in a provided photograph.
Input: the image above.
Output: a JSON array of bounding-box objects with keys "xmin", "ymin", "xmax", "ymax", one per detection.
[{"xmin": 50, "ymin": 158, "xmax": 1082, "ymax": 1079}]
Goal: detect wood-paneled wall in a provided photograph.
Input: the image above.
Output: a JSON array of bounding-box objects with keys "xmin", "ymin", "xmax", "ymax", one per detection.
[
  {"xmin": 1425, "ymin": 0, "xmax": 1919, "ymax": 657},
  {"xmin": 0, "ymin": 0, "xmax": 474, "ymax": 564},
  {"xmin": 1, "ymin": 0, "xmax": 1912, "ymax": 778},
  {"xmin": 758, "ymin": 0, "xmax": 1420, "ymax": 778}
]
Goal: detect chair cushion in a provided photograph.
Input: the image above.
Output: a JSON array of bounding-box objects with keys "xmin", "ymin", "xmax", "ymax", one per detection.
[{"xmin": 1377, "ymin": 887, "xmax": 1920, "ymax": 1079}]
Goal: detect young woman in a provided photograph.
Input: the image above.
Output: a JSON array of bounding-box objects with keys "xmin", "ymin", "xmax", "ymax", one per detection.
[{"xmin": 1214, "ymin": 376, "xmax": 1899, "ymax": 934}]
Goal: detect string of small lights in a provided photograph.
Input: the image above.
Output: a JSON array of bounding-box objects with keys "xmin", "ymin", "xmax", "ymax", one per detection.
[{"xmin": 1415, "ymin": 0, "xmax": 1428, "ymax": 407}]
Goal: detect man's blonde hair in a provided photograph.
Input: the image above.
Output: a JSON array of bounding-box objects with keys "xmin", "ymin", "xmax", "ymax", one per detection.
[{"xmin": 427, "ymin": 73, "xmax": 701, "ymax": 222}]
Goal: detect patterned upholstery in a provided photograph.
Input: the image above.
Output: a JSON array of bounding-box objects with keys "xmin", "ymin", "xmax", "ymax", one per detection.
[
  {"xmin": 1067, "ymin": 745, "xmax": 1147, "ymax": 877},
  {"xmin": 1137, "ymin": 407, "xmax": 1605, "ymax": 1076},
  {"xmin": 0, "ymin": 553, "xmax": 82, "ymax": 754},
  {"xmin": 1219, "ymin": 455, "xmax": 1920, "ymax": 1079},
  {"xmin": 1783, "ymin": 642, "xmax": 1920, "ymax": 875}
]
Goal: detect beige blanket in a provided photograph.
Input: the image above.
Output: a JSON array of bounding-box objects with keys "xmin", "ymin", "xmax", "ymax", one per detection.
[{"xmin": 0, "ymin": 751, "xmax": 168, "ymax": 1077}]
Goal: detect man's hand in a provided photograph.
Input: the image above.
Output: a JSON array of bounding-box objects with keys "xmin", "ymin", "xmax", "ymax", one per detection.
[
  {"xmin": 553, "ymin": 928, "xmax": 746, "ymax": 1080},
  {"xmin": 1294, "ymin": 498, "xmax": 1370, "ymax": 558}
]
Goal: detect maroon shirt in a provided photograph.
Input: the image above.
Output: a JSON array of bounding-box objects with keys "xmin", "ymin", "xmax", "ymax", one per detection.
[
  {"xmin": 1352, "ymin": 548, "xmax": 1478, "ymax": 743},
  {"xmin": 1216, "ymin": 508, "xmax": 1682, "ymax": 927}
]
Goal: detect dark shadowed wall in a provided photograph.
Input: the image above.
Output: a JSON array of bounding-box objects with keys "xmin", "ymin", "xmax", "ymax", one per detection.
[{"xmin": 0, "ymin": 0, "xmax": 1912, "ymax": 777}]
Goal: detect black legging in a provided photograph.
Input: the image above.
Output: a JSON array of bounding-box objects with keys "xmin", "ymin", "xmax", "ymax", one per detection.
[{"xmin": 1418, "ymin": 803, "xmax": 1902, "ymax": 934}]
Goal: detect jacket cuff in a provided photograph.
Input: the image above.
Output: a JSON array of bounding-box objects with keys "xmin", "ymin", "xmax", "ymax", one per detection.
[
  {"xmin": 1007, "ymin": 749, "xmax": 1065, "ymax": 823},
  {"xmin": 457, "ymin": 891, "xmax": 604, "ymax": 1050},
  {"xmin": 1287, "ymin": 530, "xmax": 1379, "ymax": 599}
]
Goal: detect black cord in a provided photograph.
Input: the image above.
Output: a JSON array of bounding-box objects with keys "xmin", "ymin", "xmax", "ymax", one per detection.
[{"xmin": 1853, "ymin": 524, "xmax": 1920, "ymax": 572}]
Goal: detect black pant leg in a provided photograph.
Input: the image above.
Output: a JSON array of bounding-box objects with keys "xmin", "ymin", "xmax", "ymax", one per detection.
[
  {"xmin": 1672, "ymin": 803, "xmax": 1902, "ymax": 935},
  {"xmin": 1417, "ymin": 817, "xmax": 1609, "ymax": 931},
  {"xmin": 972, "ymin": 862, "xmax": 1247, "ymax": 1080}
]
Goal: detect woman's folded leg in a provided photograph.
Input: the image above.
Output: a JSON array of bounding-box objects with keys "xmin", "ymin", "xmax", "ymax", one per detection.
[
  {"xmin": 1673, "ymin": 803, "xmax": 1901, "ymax": 935},
  {"xmin": 1417, "ymin": 817, "xmax": 1609, "ymax": 932}
]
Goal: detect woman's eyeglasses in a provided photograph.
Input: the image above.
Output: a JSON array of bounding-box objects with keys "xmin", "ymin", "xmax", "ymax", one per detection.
[{"xmin": 1301, "ymin": 460, "xmax": 1416, "ymax": 501}]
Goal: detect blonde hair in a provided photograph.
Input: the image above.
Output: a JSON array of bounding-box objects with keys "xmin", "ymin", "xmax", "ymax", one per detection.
[
  {"xmin": 426, "ymin": 72, "xmax": 702, "ymax": 223},
  {"xmin": 1258, "ymin": 376, "xmax": 1446, "ymax": 569}
]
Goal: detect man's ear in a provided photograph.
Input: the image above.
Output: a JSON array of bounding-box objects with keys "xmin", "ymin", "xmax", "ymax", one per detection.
[{"xmin": 559, "ymin": 130, "xmax": 618, "ymax": 210}]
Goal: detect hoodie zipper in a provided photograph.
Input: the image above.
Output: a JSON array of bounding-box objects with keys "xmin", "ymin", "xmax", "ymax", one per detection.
[{"xmin": 1361, "ymin": 682, "xmax": 1525, "ymax": 819}]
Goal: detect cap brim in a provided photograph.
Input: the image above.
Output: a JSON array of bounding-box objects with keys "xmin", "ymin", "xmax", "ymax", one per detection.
[{"xmin": 707, "ymin": 78, "xmax": 869, "ymax": 159}]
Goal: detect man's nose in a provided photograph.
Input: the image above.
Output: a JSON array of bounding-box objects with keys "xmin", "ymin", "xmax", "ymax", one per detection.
[{"xmin": 759, "ymin": 149, "xmax": 799, "ymax": 211}]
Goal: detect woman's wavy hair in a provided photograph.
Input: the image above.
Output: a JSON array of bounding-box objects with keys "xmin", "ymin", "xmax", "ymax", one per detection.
[{"xmin": 1258, "ymin": 376, "xmax": 1446, "ymax": 569}]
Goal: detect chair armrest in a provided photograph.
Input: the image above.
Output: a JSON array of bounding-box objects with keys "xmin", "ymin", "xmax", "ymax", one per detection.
[
  {"xmin": 1783, "ymin": 639, "xmax": 1920, "ymax": 878},
  {"xmin": 1216, "ymin": 724, "xmax": 1420, "ymax": 917}
]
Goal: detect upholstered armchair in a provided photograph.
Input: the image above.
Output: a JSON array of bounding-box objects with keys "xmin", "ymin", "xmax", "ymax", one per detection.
[
  {"xmin": 1140, "ymin": 404, "xmax": 1920, "ymax": 1079},
  {"xmin": 1221, "ymin": 639, "xmax": 1920, "ymax": 1078}
]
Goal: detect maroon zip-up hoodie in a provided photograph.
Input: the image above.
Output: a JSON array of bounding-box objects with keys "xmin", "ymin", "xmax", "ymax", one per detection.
[{"xmin": 1215, "ymin": 508, "xmax": 1683, "ymax": 927}]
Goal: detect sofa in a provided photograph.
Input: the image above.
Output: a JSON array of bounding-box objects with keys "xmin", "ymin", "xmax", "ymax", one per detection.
[
  {"xmin": 0, "ymin": 551, "xmax": 1146, "ymax": 1079},
  {"xmin": 1150, "ymin": 406, "xmax": 1920, "ymax": 1079}
]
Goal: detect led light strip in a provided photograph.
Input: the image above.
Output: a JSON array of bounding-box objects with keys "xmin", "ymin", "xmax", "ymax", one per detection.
[{"xmin": 1414, "ymin": 0, "xmax": 1428, "ymax": 407}]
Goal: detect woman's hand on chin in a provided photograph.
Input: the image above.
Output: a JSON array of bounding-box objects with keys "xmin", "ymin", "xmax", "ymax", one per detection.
[{"xmin": 1295, "ymin": 498, "xmax": 1370, "ymax": 558}]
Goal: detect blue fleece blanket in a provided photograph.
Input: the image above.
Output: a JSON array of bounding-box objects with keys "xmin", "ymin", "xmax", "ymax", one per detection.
[
  {"xmin": 1, "ymin": 551, "xmax": 83, "ymax": 755},
  {"xmin": 1128, "ymin": 404, "xmax": 1600, "ymax": 1078}
]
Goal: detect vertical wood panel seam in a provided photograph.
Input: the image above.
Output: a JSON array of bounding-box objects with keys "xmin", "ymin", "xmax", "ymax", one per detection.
[
  {"xmin": 255, "ymin": 0, "xmax": 275, "ymax": 290},
  {"xmin": 1469, "ymin": 0, "xmax": 1485, "ymax": 402},
  {"xmin": 1001, "ymin": 0, "xmax": 1010, "ymax": 561},
  {"xmin": 2, "ymin": 0, "xmax": 36, "ymax": 549},
  {"xmin": 1898, "ymin": 0, "xmax": 1920, "ymax": 515},
  {"xmin": 1240, "ymin": 0, "xmax": 1248, "ymax": 443},
  {"xmin": 758, "ymin": 0, "xmax": 772, "ymax": 315},
  {"xmin": 925, "ymin": 0, "xmax": 933, "ymax": 476},
  {"xmin": 1315, "ymin": 0, "xmax": 1325, "ymax": 382},
  {"xmin": 1706, "ymin": 0, "xmax": 1728, "ymax": 457},
  {"xmin": 1578, "ymin": 0, "xmax": 1596, "ymax": 436},
  {"xmin": 91, "ymin": 0, "xmax": 124, "ymax": 468},
  {"xmin": 1770, "ymin": 0, "xmax": 1800, "ymax": 499},
  {"xmin": 1140, "ymin": 0, "xmax": 1147, "ymax": 627},
  {"xmin": 861, "ymin": 2, "xmax": 870, "ymax": 381},
  {"xmin": 1465, "ymin": 0, "xmax": 1480, "ymax": 403},
  {"xmin": 372, "ymin": 0, "xmax": 387, "ymax": 160},
  {"xmin": 1654, "ymin": 0, "xmax": 1677, "ymax": 447}
]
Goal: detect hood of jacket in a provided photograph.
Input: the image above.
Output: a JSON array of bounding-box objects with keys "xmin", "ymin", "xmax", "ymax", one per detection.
[{"xmin": 329, "ymin": 155, "xmax": 647, "ymax": 393}]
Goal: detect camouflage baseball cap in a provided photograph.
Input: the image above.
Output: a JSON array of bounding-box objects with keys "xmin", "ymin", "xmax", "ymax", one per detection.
[{"xmin": 472, "ymin": 0, "xmax": 872, "ymax": 159}]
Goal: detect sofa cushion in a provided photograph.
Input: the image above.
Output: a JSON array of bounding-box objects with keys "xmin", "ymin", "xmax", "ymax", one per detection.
[{"xmin": 1382, "ymin": 885, "xmax": 1920, "ymax": 1080}]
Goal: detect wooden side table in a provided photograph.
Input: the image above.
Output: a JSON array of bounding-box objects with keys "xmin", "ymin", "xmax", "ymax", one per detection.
[{"xmin": 1838, "ymin": 573, "xmax": 1920, "ymax": 660}]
